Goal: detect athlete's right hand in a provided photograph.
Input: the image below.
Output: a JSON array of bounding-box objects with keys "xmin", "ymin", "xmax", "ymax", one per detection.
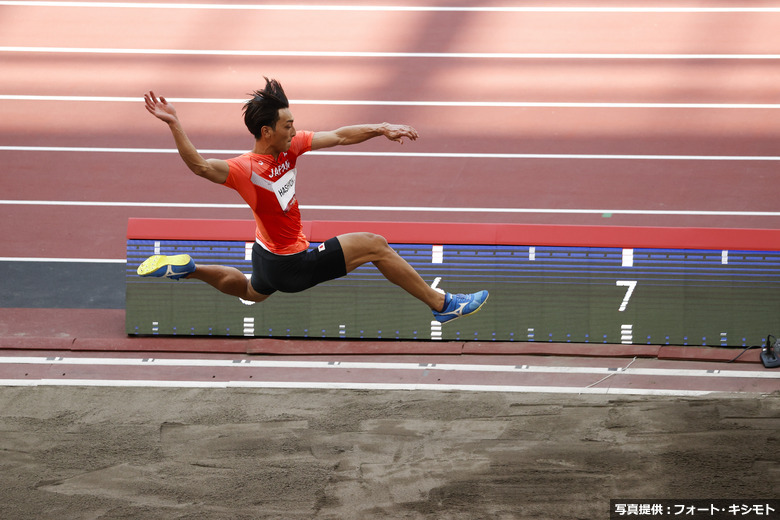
[{"xmin": 144, "ymin": 91, "xmax": 178, "ymax": 124}]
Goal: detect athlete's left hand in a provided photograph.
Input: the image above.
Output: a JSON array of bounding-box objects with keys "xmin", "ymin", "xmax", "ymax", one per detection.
[{"xmin": 381, "ymin": 123, "xmax": 419, "ymax": 144}]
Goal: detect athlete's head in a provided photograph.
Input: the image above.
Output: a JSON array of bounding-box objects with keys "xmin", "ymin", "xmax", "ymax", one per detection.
[{"xmin": 243, "ymin": 77, "xmax": 290, "ymax": 140}]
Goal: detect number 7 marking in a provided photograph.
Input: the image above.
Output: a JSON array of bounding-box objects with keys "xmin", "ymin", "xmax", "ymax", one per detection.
[{"xmin": 616, "ymin": 280, "xmax": 637, "ymax": 312}]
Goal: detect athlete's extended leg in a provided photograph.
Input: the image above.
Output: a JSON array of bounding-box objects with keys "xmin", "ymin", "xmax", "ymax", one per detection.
[
  {"xmin": 187, "ymin": 265, "xmax": 271, "ymax": 303},
  {"xmin": 137, "ymin": 255, "xmax": 270, "ymax": 303}
]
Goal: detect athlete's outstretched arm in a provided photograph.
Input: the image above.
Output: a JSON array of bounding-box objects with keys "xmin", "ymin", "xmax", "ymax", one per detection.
[
  {"xmin": 144, "ymin": 91, "xmax": 229, "ymax": 184},
  {"xmin": 311, "ymin": 123, "xmax": 418, "ymax": 150}
]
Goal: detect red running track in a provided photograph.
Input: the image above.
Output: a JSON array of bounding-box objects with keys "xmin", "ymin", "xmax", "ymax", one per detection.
[
  {"xmin": 3, "ymin": 2, "xmax": 780, "ymax": 260},
  {"xmin": 1, "ymin": 2, "xmax": 779, "ymax": 389}
]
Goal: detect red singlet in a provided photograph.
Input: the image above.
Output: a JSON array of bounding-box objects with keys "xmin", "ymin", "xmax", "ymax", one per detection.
[{"xmin": 223, "ymin": 131, "xmax": 314, "ymax": 255}]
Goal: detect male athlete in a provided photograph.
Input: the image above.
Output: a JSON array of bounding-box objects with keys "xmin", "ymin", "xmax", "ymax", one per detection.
[{"xmin": 137, "ymin": 77, "xmax": 488, "ymax": 324}]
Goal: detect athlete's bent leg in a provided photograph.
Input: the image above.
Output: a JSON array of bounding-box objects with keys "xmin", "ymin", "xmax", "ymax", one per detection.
[
  {"xmin": 187, "ymin": 265, "xmax": 271, "ymax": 303},
  {"xmin": 337, "ymin": 232, "xmax": 446, "ymax": 311}
]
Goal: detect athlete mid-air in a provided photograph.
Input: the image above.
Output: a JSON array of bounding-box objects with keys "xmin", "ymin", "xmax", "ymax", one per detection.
[{"xmin": 137, "ymin": 77, "xmax": 488, "ymax": 324}]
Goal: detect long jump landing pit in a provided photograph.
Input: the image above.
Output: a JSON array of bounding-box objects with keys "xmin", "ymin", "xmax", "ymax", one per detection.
[{"xmin": 125, "ymin": 219, "xmax": 780, "ymax": 357}]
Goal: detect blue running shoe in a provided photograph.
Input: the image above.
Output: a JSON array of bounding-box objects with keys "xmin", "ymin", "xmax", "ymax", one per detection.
[
  {"xmin": 432, "ymin": 290, "xmax": 489, "ymax": 324},
  {"xmin": 137, "ymin": 254, "xmax": 195, "ymax": 280}
]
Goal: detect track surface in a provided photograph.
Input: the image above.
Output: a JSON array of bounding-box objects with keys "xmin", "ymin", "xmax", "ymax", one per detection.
[
  {"xmin": 2, "ymin": 1, "xmax": 779, "ymax": 387},
  {"xmin": 4, "ymin": 2, "xmax": 780, "ymax": 261}
]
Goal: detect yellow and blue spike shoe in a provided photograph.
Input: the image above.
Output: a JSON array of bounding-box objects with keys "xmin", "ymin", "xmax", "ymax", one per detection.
[
  {"xmin": 137, "ymin": 254, "xmax": 195, "ymax": 280},
  {"xmin": 432, "ymin": 290, "xmax": 489, "ymax": 324}
]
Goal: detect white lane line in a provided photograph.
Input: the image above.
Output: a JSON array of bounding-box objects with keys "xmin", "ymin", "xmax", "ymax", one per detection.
[
  {"xmin": 3, "ymin": 356, "xmax": 776, "ymax": 378},
  {"xmin": 0, "ymin": 199, "xmax": 246, "ymax": 208},
  {"xmin": 5, "ymin": 146, "xmax": 780, "ymax": 162},
  {"xmin": 0, "ymin": 379, "xmax": 714, "ymax": 396},
  {"xmin": 5, "ymin": 95, "xmax": 780, "ymax": 110},
  {"xmin": 3, "ymin": 2, "xmax": 780, "ymax": 13},
  {"xmin": 0, "ymin": 257, "xmax": 126, "ymax": 263},
  {"xmin": 4, "ymin": 47, "xmax": 780, "ymax": 60},
  {"xmin": 1, "ymin": 200, "xmax": 779, "ymax": 218}
]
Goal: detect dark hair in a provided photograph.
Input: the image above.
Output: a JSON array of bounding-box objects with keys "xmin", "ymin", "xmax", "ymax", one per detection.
[{"xmin": 243, "ymin": 77, "xmax": 290, "ymax": 139}]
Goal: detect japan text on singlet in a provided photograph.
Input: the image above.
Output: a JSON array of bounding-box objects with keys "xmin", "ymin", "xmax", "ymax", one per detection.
[{"xmin": 223, "ymin": 131, "xmax": 314, "ymax": 255}]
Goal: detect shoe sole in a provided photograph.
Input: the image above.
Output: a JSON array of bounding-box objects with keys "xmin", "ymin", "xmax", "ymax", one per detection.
[
  {"xmin": 137, "ymin": 254, "xmax": 192, "ymax": 277},
  {"xmin": 437, "ymin": 292, "xmax": 490, "ymax": 325}
]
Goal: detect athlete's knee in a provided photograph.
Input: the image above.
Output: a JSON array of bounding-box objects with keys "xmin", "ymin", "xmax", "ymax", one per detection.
[
  {"xmin": 361, "ymin": 233, "xmax": 391, "ymax": 255},
  {"xmin": 341, "ymin": 232, "xmax": 396, "ymax": 271},
  {"xmin": 244, "ymin": 291, "xmax": 271, "ymax": 303},
  {"xmin": 245, "ymin": 278, "xmax": 274, "ymax": 302}
]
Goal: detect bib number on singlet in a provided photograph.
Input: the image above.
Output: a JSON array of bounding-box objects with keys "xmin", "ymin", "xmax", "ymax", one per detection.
[
  {"xmin": 252, "ymin": 167, "xmax": 298, "ymax": 212},
  {"xmin": 272, "ymin": 168, "xmax": 297, "ymax": 212}
]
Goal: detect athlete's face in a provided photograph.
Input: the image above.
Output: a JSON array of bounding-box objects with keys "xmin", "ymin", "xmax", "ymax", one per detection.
[{"xmin": 270, "ymin": 108, "xmax": 296, "ymax": 153}]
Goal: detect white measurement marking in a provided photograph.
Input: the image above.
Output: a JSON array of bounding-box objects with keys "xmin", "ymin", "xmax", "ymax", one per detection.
[
  {"xmin": 243, "ymin": 317, "xmax": 254, "ymax": 336},
  {"xmin": 621, "ymin": 324, "xmax": 634, "ymax": 344},
  {"xmin": 622, "ymin": 249, "xmax": 634, "ymax": 267},
  {"xmin": 430, "ymin": 320, "xmax": 442, "ymax": 341},
  {"xmin": 431, "ymin": 245, "xmax": 443, "ymax": 264},
  {"xmin": 616, "ymin": 281, "xmax": 638, "ymax": 312}
]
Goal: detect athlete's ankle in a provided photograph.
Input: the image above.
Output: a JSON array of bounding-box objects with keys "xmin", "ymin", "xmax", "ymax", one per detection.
[{"xmin": 434, "ymin": 292, "xmax": 448, "ymax": 312}]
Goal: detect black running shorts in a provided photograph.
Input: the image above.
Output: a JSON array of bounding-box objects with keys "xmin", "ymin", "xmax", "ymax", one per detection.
[{"xmin": 250, "ymin": 237, "xmax": 347, "ymax": 295}]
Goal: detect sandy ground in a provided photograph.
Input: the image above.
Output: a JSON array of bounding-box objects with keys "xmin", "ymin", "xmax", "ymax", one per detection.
[{"xmin": 0, "ymin": 386, "xmax": 778, "ymax": 520}]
